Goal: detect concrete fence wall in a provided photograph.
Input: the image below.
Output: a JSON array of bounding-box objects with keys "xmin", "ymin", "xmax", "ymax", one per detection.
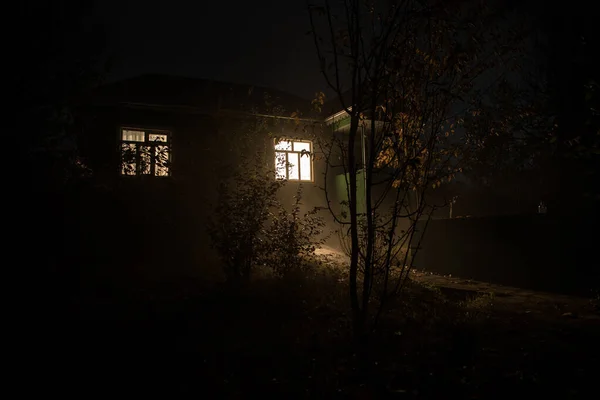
[{"xmin": 414, "ymin": 214, "xmax": 598, "ymax": 295}]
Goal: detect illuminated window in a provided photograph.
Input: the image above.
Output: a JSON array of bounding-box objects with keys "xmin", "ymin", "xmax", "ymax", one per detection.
[
  {"xmin": 120, "ymin": 128, "xmax": 171, "ymax": 176},
  {"xmin": 275, "ymin": 139, "xmax": 313, "ymax": 181}
]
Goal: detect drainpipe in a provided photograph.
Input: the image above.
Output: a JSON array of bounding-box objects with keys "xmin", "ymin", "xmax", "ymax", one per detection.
[{"xmin": 361, "ymin": 125, "xmax": 367, "ymax": 216}]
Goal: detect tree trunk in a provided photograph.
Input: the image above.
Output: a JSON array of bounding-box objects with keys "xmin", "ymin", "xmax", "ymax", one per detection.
[{"xmin": 348, "ymin": 112, "xmax": 362, "ymax": 347}]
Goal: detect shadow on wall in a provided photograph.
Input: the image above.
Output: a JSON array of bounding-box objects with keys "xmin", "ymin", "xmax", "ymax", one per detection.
[{"xmin": 414, "ymin": 214, "xmax": 599, "ymax": 296}]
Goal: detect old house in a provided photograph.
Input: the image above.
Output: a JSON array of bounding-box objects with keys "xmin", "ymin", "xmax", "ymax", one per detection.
[
  {"xmin": 75, "ymin": 74, "xmax": 597, "ymax": 294},
  {"xmin": 78, "ymin": 74, "xmax": 338, "ymax": 281}
]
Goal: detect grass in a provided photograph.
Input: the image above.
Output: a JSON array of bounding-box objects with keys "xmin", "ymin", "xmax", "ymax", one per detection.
[{"xmin": 50, "ymin": 261, "xmax": 599, "ymax": 398}]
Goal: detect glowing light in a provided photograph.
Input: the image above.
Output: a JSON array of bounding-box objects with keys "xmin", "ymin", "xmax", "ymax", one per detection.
[
  {"xmin": 275, "ymin": 152, "xmax": 287, "ymax": 179},
  {"xmin": 288, "ymin": 152, "xmax": 299, "ymax": 180},
  {"xmin": 300, "ymin": 152, "xmax": 312, "ymax": 181},
  {"xmin": 122, "ymin": 130, "xmax": 145, "ymax": 142},
  {"xmin": 120, "ymin": 128, "xmax": 171, "ymax": 177},
  {"xmin": 274, "ymin": 139, "xmax": 313, "ymax": 181}
]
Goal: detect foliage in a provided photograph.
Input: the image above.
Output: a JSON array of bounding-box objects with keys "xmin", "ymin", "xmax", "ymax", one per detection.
[
  {"xmin": 207, "ymin": 155, "xmax": 283, "ymax": 285},
  {"xmin": 17, "ymin": 0, "xmax": 108, "ymax": 190},
  {"xmin": 260, "ymin": 186, "xmax": 329, "ymax": 276},
  {"xmin": 206, "ymin": 115, "xmax": 284, "ymax": 284},
  {"xmin": 208, "ymin": 159, "xmax": 328, "ymax": 284},
  {"xmin": 458, "ymin": 1, "xmax": 600, "ymax": 210},
  {"xmin": 12, "ymin": 1, "xmax": 110, "ymax": 337},
  {"xmin": 207, "ymin": 97, "xmax": 327, "ymax": 285},
  {"xmin": 458, "ymin": 292, "xmax": 495, "ymax": 323},
  {"xmin": 308, "ymin": 0, "xmax": 526, "ymax": 349}
]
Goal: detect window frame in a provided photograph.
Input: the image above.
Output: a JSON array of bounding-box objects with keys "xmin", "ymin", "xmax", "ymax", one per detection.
[
  {"xmin": 119, "ymin": 126, "xmax": 172, "ymax": 177},
  {"xmin": 274, "ymin": 138, "xmax": 314, "ymax": 182}
]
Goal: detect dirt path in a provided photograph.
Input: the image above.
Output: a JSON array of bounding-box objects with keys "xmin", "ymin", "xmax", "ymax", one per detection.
[
  {"xmin": 314, "ymin": 245, "xmax": 599, "ymax": 323},
  {"xmin": 410, "ymin": 269, "xmax": 599, "ymax": 322}
]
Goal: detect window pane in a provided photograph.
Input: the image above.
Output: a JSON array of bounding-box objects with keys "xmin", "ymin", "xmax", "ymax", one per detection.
[
  {"xmin": 288, "ymin": 152, "xmax": 299, "ymax": 180},
  {"xmin": 293, "ymin": 141, "xmax": 311, "ymax": 152},
  {"xmin": 149, "ymin": 133, "xmax": 167, "ymax": 142},
  {"xmin": 300, "ymin": 152, "xmax": 312, "ymax": 181},
  {"xmin": 140, "ymin": 145, "xmax": 152, "ymax": 175},
  {"xmin": 274, "ymin": 140, "xmax": 292, "ymax": 150},
  {"xmin": 155, "ymin": 145, "xmax": 170, "ymax": 176},
  {"xmin": 122, "ymin": 129, "xmax": 145, "ymax": 142},
  {"xmin": 121, "ymin": 143, "xmax": 137, "ymax": 175},
  {"xmin": 275, "ymin": 152, "xmax": 286, "ymax": 179}
]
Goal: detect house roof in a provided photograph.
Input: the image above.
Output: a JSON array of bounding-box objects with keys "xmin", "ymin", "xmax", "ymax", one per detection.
[
  {"xmin": 321, "ymin": 89, "xmax": 352, "ymax": 118},
  {"xmin": 86, "ymin": 74, "xmax": 317, "ymax": 119},
  {"xmin": 321, "ymin": 88, "xmax": 388, "ymax": 120}
]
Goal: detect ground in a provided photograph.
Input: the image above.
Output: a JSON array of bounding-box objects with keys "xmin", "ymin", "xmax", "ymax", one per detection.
[{"xmin": 43, "ymin": 250, "xmax": 599, "ymax": 398}]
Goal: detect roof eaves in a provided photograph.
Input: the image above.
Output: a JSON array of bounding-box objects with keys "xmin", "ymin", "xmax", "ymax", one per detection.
[
  {"xmin": 217, "ymin": 108, "xmax": 323, "ymax": 123},
  {"xmin": 119, "ymin": 101, "xmax": 215, "ymax": 115}
]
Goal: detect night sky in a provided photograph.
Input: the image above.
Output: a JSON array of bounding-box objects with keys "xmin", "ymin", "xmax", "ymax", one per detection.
[{"xmin": 93, "ymin": 0, "xmax": 325, "ymax": 99}]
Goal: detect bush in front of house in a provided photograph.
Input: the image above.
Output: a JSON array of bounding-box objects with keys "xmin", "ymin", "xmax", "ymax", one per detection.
[
  {"xmin": 259, "ymin": 185, "xmax": 328, "ymax": 277},
  {"xmin": 207, "ymin": 151, "xmax": 326, "ymax": 286},
  {"xmin": 207, "ymin": 160, "xmax": 282, "ymax": 286}
]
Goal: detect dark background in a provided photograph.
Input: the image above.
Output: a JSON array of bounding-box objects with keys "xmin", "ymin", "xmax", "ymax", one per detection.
[{"xmin": 93, "ymin": 0, "xmax": 324, "ymax": 99}]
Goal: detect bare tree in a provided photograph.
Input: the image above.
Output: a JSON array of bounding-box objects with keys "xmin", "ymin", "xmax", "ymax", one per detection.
[{"xmin": 308, "ymin": 0, "xmax": 524, "ymax": 356}]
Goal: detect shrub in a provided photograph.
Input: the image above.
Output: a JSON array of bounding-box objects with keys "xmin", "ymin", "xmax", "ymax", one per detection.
[
  {"xmin": 207, "ymin": 144, "xmax": 283, "ymax": 285},
  {"xmin": 208, "ymin": 155, "xmax": 327, "ymax": 285},
  {"xmin": 260, "ymin": 186, "xmax": 328, "ymax": 277}
]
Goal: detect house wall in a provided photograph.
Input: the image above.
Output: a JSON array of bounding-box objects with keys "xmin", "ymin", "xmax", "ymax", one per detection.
[
  {"xmin": 79, "ymin": 105, "xmax": 225, "ymax": 281},
  {"xmin": 414, "ymin": 214, "xmax": 598, "ymax": 295},
  {"xmin": 79, "ymin": 105, "xmax": 337, "ymax": 282}
]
